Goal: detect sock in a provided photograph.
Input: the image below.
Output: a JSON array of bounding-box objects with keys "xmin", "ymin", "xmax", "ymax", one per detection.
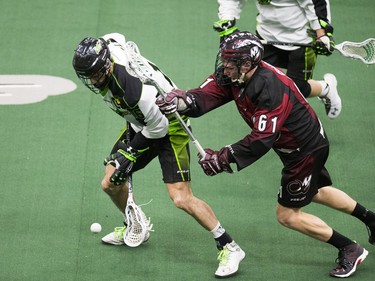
[
  {"xmin": 318, "ymin": 80, "xmax": 329, "ymax": 97},
  {"xmin": 211, "ymin": 222, "xmax": 233, "ymax": 250},
  {"xmin": 211, "ymin": 222, "xmax": 225, "ymax": 238},
  {"xmin": 351, "ymin": 203, "xmax": 375, "ymax": 226},
  {"xmin": 326, "ymin": 229, "xmax": 354, "ymax": 249}
]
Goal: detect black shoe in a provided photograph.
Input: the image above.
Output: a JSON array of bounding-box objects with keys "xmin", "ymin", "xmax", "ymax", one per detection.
[
  {"xmin": 329, "ymin": 243, "xmax": 368, "ymax": 278},
  {"xmin": 367, "ymin": 223, "xmax": 375, "ymax": 245}
]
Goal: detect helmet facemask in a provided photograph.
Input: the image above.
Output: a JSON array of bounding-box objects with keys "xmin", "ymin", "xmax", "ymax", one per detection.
[
  {"xmin": 72, "ymin": 37, "xmax": 112, "ymax": 94},
  {"xmin": 214, "ymin": 51, "xmax": 232, "ymax": 86},
  {"xmin": 214, "ymin": 54, "xmax": 246, "ymax": 86},
  {"xmin": 77, "ymin": 58, "xmax": 112, "ymax": 94},
  {"xmin": 214, "ymin": 32, "xmax": 264, "ymax": 86}
]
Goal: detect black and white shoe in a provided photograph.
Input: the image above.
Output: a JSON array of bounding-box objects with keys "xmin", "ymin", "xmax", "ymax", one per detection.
[
  {"xmin": 367, "ymin": 223, "xmax": 375, "ymax": 245},
  {"xmin": 319, "ymin": 73, "xmax": 342, "ymax": 119},
  {"xmin": 329, "ymin": 242, "xmax": 368, "ymax": 278}
]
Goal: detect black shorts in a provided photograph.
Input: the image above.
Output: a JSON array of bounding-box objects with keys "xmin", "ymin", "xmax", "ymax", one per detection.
[
  {"xmin": 257, "ymin": 32, "xmax": 317, "ymax": 98},
  {"xmin": 111, "ymin": 120, "xmax": 191, "ymax": 183},
  {"xmin": 277, "ymin": 146, "xmax": 332, "ymax": 208}
]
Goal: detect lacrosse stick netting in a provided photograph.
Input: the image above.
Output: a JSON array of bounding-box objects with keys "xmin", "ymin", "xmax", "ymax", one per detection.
[
  {"xmin": 124, "ymin": 174, "xmax": 153, "ymax": 247},
  {"xmin": 260, "ymin": 38, "xmax": 375, "ymax": 65},
  {"xmin": 335, "ymin": 38, "xmax": 375, "ymax": 64}
]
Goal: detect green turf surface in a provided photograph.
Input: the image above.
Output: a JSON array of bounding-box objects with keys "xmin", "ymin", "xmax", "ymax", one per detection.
[{"xmin": 0, "ymin": 1, "xmax": 374, "ymax": 280}]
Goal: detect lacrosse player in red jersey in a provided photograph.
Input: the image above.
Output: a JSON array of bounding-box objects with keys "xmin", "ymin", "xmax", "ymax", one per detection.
[
  {"xmin": 72, "ymin": 33, "xmax": 245, "ymax": 278},
  {"xmin": 213, "ymin": 0, "xmax": 342, "ymax": 119},
  {"xmin": 156, "ymin": 32, "xmax": 375, "ymax": 278}
]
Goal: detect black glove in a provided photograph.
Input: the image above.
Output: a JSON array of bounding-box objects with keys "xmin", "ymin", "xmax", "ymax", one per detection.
[
  {"xmin": 198, "ymin": 147, "xmax": 233, "ymax": 176},
  {"xmin": 314, "ymin": 19, "xmax": 335, "ymax": 56},
  {"xmin": 213, "ymin": 19, "xmax": 239, "ymax": 38},
  {"xmin": 155, "ymin": 88, "xmax": 193, "ymax": 115},
  {"xmin": 104, "ymin": 144, "xmax": 139, "ymax": 186}
]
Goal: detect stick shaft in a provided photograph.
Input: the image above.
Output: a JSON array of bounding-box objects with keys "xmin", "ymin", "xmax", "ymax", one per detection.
[
  {"xmin": 127, "ymin": 174, "xmax": 133, "ymax": 194},
  {"xmin": 260, "ymin": 39, "xmax": 313, "ymax": 48},
  {"xmin": 150, "ymin": 80, "xmax": 206, "ymax": 157},
  {"xmin": 125, "ymin": 121, "xmax": 134, "ymax": 195},
  {"xmin": 124, "ymin": 42, "xmax": 206, "ymax": 157}
]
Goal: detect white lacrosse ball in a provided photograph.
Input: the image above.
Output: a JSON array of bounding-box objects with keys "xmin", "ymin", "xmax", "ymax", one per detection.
[{"xmin": 90, "ymin": 223, "xmax": 102, "ymax": 233}]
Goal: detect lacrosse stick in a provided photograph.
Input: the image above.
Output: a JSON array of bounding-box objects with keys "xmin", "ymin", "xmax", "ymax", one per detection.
[
  {"xmin": 121, "ymin": 122, "xmax": 153, "ymax": 247},
  {"xmin": 123, "ymin": 174, "xmax": 152, "ymax": 247},
  {"xmin": 123, "ymin": 41, "xmax": 206, "ymax": 158},
  {"xmin": 260, "ymin": 38, "xmax": 375, "ymax": 65}
]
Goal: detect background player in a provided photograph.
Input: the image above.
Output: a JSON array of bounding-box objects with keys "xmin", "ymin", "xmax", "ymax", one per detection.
[{"xmin": 213, "ymin": 0, "xmax": 342, "ymax": 119}]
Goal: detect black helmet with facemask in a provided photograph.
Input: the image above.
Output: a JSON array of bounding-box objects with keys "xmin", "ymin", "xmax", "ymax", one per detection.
[
  {"xmin": 214, "ymin": 32, "xmax": 264, "ymax": 86},
  {"xmin": 72, "ymin": 37, "xmax": 112, "ymax": 94}
]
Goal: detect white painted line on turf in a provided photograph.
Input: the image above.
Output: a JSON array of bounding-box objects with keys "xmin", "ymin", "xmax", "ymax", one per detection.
[{"xmin": 0, "ymin": 75, "xmax": 77, "ymax": 105}]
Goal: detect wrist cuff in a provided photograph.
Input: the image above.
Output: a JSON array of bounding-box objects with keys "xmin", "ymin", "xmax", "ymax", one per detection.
[{"xmin": 219, "ymin": 26, "xmax": 238, "ymax": 37}]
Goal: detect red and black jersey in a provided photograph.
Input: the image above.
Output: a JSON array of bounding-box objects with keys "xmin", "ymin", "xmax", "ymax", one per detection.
[{"xmin": 185, "ymin": 61, "xmax": 329, "ymax": 171}]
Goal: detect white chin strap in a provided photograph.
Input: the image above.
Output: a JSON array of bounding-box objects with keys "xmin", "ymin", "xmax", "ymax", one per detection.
[
  {"xmin": 231, "ymin": 64, "xmax": 256, "ymax": 85},
  {"xmin": 231, "ymin": 72, "xmax": 247, "ymax": 85}
]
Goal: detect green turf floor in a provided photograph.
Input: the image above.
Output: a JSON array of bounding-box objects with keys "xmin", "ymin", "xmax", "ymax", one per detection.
[{"xmin": 0, "ymin": 1, "xmax": 374, "ymax": 280}]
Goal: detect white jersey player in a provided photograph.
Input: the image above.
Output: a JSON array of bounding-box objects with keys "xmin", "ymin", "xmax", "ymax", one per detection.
[{"xmin": 214, "ymin": 0, "xmax": 342, "ymax": 119}]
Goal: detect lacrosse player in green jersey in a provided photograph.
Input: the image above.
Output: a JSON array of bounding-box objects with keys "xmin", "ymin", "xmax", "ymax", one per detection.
[
  {"xmin": 72, "ymin": 33, "xmax": 245, "ymax": 278},
  {"xmin": 213, "ymin": 0, "xmax": 342, "ymax": 119}
]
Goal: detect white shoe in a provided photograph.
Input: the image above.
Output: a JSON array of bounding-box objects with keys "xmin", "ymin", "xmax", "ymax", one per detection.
[
  {"xmin": 319, "ymin": 73, "xmax": 342, "ymax": 119},
  {"xmin": 101, "ymin": 226, "xmax": 126, "ymax": 245},
  {"xmin": 102, "ymin": 216, "xmax": 152, "ymax": 246},
  {"xmin": 215, "ymin": 241, "xmax": 245, "ymax": 278}
]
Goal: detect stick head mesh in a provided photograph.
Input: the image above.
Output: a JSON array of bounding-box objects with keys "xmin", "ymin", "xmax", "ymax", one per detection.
[
  {"xmin": 336, "ymin": 39, "xmax": 375, "ymax": 64},
  {"xmin": 124, "ymin": 204, "xmax": 151, "ymax": 247}
]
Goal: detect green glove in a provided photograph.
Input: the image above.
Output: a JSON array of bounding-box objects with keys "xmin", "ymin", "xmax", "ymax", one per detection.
[
  {"xmin": 319, "ymin": 19, "xmax": 334, "ymax": 35},
  {"xmin": 104, "ymin": 145, "xmax": 139, "ymax": 186},
  {"xmin": 213, "ymin": 19, "xmax": 238, "ymax": 37},
  {"xmin": 314, "ymin": 20, "xmax": 335, "ymax": 56}
]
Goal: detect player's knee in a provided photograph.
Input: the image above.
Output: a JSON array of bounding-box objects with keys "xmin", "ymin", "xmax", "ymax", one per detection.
[
  {"xmin": 276, "ymin": 208, "xmax": 297, "ymax": 228},
  {"xmin": 171, "ymin": 195, "xmax": 189, "ymax": 210},
  {"xmin": 101, "ymin": 178, "xmax": 111, "ymax": 193},
  {"xmin": 166, "ymin": 182, "xmax": 195, "ymax": 212},
  {"xmin": 101, "ymin": 178, "xmax": 121, "ymax": 195},
  {"xmin": 277, "ymin": 214, "xmax": 294, "ymax": 228}
]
